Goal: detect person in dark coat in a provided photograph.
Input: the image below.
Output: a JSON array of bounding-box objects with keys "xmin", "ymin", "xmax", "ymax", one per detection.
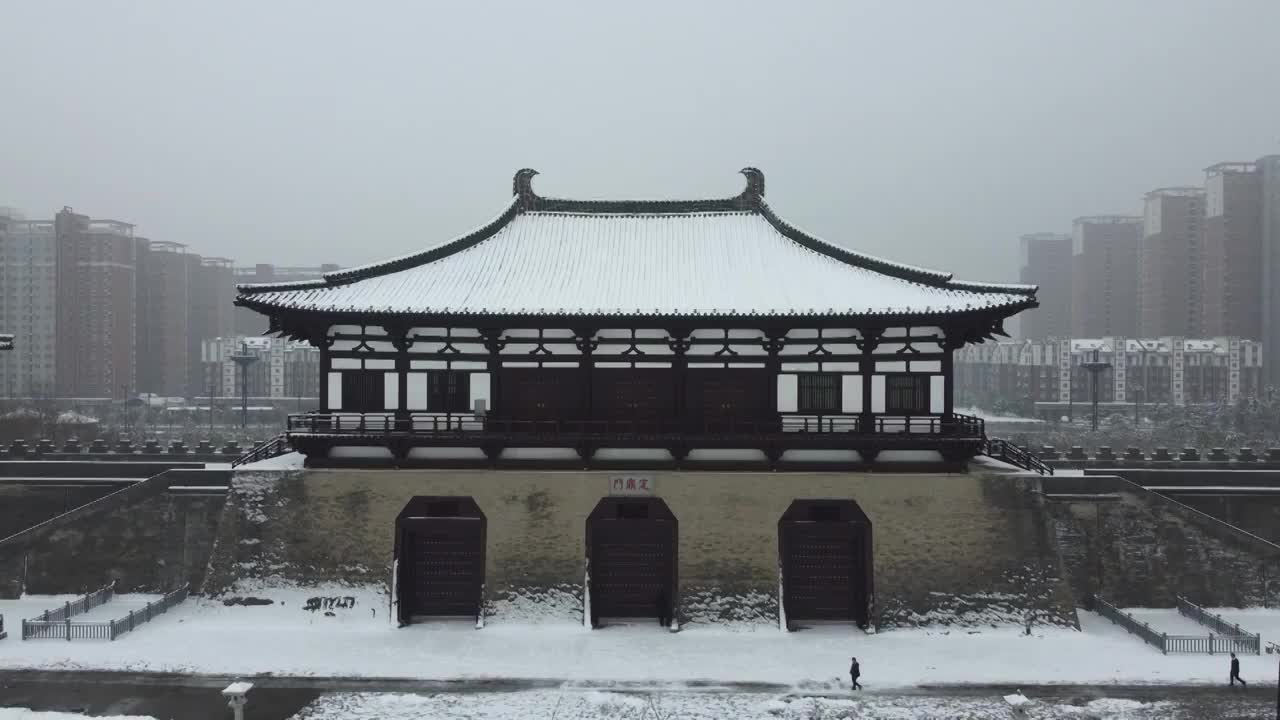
[
  {"xmin": 656, "ymin": 588, "xmax": 670, "ymax": 628},
  {"xmin": 1229, "ymin": 653, "xmax": 1246, "ymax": 687},
  {"xmin": 849, "ymin": 657, "xmax": 862, "ymax": 690}
]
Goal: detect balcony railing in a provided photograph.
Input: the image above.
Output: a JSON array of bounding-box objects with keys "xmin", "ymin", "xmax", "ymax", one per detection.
[{"xmin": 286, "ymin": 412, "xmax": 985, "ymax": 441}]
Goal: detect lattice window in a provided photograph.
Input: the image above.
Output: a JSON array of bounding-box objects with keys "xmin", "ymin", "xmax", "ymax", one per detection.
[
  {"xmin": 885, "ymin": 375, "xmax": 930, "ymax": 415},
  {"xmin": 797, "ymin": 373, "xmax": 840, "ymax": 414},
  {"xmin": 428, "ymin": 370, "xmax": 471, "ymax": 413}
]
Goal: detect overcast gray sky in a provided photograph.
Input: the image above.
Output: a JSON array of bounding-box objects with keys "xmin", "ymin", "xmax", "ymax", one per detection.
[{"xmin": 2, "ymin": 1, "xmax": 1278, "ymax": 283}]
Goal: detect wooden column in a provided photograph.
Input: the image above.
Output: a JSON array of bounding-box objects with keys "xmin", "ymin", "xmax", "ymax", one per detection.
[
  {"xmin": 574, "ymin": 328, "xmax": 599, "ymax": 422},
  {"xmin": 761, "ymin": 329, "xmax": 787, "ymax": 431},
  {"xmin": 311, "ymin": 324, "xmax": 335, "ymax": 414},
  {"xmin": 387, "ymin": 324, "xmax": 412, "ymax": 429},
  {"xmin": 941, "ymin": 334, "xmax": 958, "ymax": 423},
  {"xmin": 859, "ymin": 328, "xmax": 882, "ymax": 434},
  {"xmin": 480, "ymin": 328, "xmax": 506, "ymax": 415},
  {"xmin": 666, "ymin": 329, "xmax": 693, "ymax": 460}
]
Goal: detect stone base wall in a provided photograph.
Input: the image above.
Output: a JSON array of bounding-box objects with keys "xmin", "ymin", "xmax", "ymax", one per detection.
[
  {"xmin": 1157, "ymin": 493, "xmax": 1280, "ymax": 546},
  {"xmin": 204, "ymin": 469, "xmax": 1078, "ymax": 629},
  {"xmin": 0, "ymin": 470, "xmax": 228, "ymax": 597},
  {"xmin": 1045, "ymin": 477, "xmax": 1280, "ymax": 608},
  {"xmin": 0, "ymin": 483, "xmax": 121, "ymax": 540}
]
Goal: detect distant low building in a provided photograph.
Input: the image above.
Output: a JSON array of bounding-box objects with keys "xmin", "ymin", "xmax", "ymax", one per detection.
[
  {"xmin": 201, "ymin": 336, "xmax": 320, "ymax": 400},
  {"xmin": 956, "ymin": 336, "xmax": 1263, "ymax": 415}
]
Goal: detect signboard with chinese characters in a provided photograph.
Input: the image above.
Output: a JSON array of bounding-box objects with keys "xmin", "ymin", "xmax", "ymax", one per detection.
[{"xmin": 608, "ymin": 474, "xmax": 655, "ymax": 496}]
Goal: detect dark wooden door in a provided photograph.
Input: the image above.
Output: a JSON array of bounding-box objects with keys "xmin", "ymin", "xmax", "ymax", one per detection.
[
  {"xmin": 341, "ymin": 370, "xmax": 385, "ymax": 412},
  {"xmin": 781, "ymin": 521, "xmax": 869, "ymax": 625},
  {"xmin": 685, "ymin": 368, "xmax": 774, "ymax": 432},
  {"xmin": 591, "ymin": 368, "xmax": 675, "ymax": 429},
  {"xmin": 590, "ymin": 512, "xmax": 674, "ymax": 620},
  {"xmin": 497, "ymin": 368, "xmax": 580, "ymax": 420},
  {"xmin": 403, "ymin": 518, "xmax": 484, "ymax": 617}
]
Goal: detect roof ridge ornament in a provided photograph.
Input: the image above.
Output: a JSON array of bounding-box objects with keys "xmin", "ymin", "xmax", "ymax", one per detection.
[
  {"xmin": 513, "ymin": 168, "xmax": 540, "ymax": 201},
  {"xmin": 739, "ymin": 167, "xmax": 765, "ymax": 199}
]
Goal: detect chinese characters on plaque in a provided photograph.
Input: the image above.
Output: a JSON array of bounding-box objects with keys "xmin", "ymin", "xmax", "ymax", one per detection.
[{"xmin": 607, "ymin": 474, "xmax": 655, "ymax": 496}]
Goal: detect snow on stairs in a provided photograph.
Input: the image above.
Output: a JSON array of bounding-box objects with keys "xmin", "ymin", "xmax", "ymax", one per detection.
[
  {"xmin": 231, "ymin": 434, "xmax": 293, "ymax": 468},
  {"xmin": 982, "ymin": 438, "xmax": 1053, "ymax": 475}
]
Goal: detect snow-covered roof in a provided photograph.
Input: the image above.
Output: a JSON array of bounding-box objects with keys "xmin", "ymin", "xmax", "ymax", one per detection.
[{"xmin": 238, "ymin": 169, "xmax": 1036, "ymax": 320}]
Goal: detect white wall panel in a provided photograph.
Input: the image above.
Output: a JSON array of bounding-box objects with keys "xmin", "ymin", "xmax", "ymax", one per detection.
[
  {"xmin": 871, "ymin": 375, "xmax": 886, "ymax": 413},
  {"xmin": 777, "ymin": 374, "xmax": 798, "ymax": 412},
  {"xmin": 407, "ymin": 373, "xmax": 428, "ymax": 410},
  {"xmin": 930, "ymin": 375, "xmax": 945, "ymax": 414},
  {"xmin": 841, "ymin": 375, "xmax": 862, "ymax": 413},
  {"xmin": 470, "ymin": 373, "xmax": 491, "ymax": 411},
  {"xmin": 384, "ymin": 373, "xmax": 399, "ymax": 410},
  {"xmin": 327, "ymin": 372, "xmax": 343, "ymax": 410}
]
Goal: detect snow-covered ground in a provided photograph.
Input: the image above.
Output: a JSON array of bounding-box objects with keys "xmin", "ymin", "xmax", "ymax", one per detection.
[
  {"xmin": 1212, "ymin": 607, "xmax": 1280, "ymax": 647},
  {"xmin": 957, "ymin": 407, "xmax": 1043, "ymax": 424},
  {"xmin": 286, "ymin": 691, "xmax": 1248, "ymax": 720},
  {"xmin": 236, "ymin": 451, "xmax": 305, "ymax": 470},
  {"xmin": 1123, "ymin": 608, "xmax": 1216, "ymax": 637},
  {"xmin": 0, "ymin": 712, "xmax": 153, "ymax": 720},
  {"xmin": 2, "ymin": 591, "xmax": 1278, "ymax": 688}
]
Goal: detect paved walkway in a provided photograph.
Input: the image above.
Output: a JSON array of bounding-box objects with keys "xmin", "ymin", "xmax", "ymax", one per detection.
[{"xmin": 0, "ymin": 668, "xmax": 1276, "ymax": 720}]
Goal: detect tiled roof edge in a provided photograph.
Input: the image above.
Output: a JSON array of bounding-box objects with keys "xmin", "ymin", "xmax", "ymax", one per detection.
[
  {"xmin": 755, "ymin": 200, "xmax": 957, "ymax": 287},
  {"xmin": 946, "ymin": 279, "xmax": 1038, "ymax": 296}
]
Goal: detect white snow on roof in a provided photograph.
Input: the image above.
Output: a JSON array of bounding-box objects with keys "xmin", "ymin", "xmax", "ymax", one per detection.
[{"xmin": 243, "ymin": 211, "xmax": 1026, "ymax": 317}]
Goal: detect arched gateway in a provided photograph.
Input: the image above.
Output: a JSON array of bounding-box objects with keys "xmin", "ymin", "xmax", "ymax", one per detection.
[
  {"xmin": 586, "ymin": 497, "xmax": 678, "ymax": 628},
  {"xmin": 394, "ymin": 496, "xmax": 486, "ymax": 625},
  {"xmin": 779, "ymin": 499, "xmax": 873, "ymax": 629}
]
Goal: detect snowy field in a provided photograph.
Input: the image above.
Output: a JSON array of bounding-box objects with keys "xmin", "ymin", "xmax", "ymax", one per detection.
[
  {"xmin": 287, "ymin": 690, "xmax": 1265, "ymax": 720},
  {"xmin": 2, "ymin": 591, "xmax": 1279, "ymax": 690}
]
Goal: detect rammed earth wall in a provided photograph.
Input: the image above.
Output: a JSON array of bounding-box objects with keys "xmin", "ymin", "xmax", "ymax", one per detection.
[{"xmin": 203, "ymin": 469, "xmax": 1078, "ymax": 629}]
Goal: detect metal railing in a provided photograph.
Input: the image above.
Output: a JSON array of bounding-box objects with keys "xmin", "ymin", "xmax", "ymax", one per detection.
[
  {"xmin": 1092, "ymin": 596, "xmax": 1169, "ymax": 652},
  {"xmin": 1177, "ymin": 596, "xmax": 1261, "ymax": 654},
  {"xmin": 286, "ymin": 412, "xmax": 987, "ymax": 440},
  {"xmin": 232, "ymin": 433, "xmax": 293, "ymax": 468},
  {"xmin": 1093, "ymin": 596, "xmax": 1260, "ymax": 655},
  {"xmin": 984, "ymin": 438, "xmax": 1054, "ymax": 475},
  {"xmin": 106, "ymin": 584, "xmax": 189, "ymax": 640},
  {"xmin": 29, "ymin": 582, "xmax": 115, "ymax": 624},
  {"xmin": 22, "ymin": 584, "xmax": 188, "ymax": 641}
]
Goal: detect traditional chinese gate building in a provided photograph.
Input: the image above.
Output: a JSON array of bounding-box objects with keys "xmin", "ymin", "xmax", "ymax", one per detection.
[
  {"xmin": 236, "ymin": 168, "xmax": 1036, "ymax": 470},
  {"xmin": 233, "ymin": 170, "xmax": 1056, "ymax": 631}
]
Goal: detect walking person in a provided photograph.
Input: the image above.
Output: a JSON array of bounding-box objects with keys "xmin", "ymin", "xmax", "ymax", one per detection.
[
  {"xmin": 1229, "ymin": 652, "xmax": 1247, "ymax": 688},
  {"xmin": 849, "ymin": 656, "xmax": 862, "ymax": 690},
  {"xmin": 656, "ymin": 588, "xmax": 670, "ymax": 628}
]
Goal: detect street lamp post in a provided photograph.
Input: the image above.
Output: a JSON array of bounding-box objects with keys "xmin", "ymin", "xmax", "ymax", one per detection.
[
  {"xmin": 1082, "ymin": 348, "xmax": 1112, "ymax": 433},
  {"xmin": 229, "ymin": 342, "xmax": 258, "ymax": 431}
]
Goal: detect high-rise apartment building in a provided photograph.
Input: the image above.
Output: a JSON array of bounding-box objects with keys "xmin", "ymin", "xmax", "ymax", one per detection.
[
  {"xmin": 1071, "ymin": 216, "xmax": 1142, "ymax": 337},
  {"xmin": 54, "ymin": 208, "xmax": 139, "ymax": 399},
  {"xmin": 0, "ymin": 209, "xmax": 57, "ymax": 397},
  {"xmin": 1260, "ymin": 155, "xmax": 1280, "ymax": 390},
  {"xmin": 1018, "ymin": 233, "xmax": 1072, "ymax": 338},
  {"xmin": 1202, "ymin": 163, "xmax": 1262, "ymax": 339},
  {"xmin": 189, "ymin": 256, "xmax": 236, "ymax": 396},
  {"xmin": 232, "ymin": 264, "xmax": 339, "ymax": 335},
  {"xmin": 135, "ymin": 240, "xmax": 191, "ymax": 397},
  {"xmin": 1140, "ymin": 188, "xmax": 1205, "ymax": 337}
]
